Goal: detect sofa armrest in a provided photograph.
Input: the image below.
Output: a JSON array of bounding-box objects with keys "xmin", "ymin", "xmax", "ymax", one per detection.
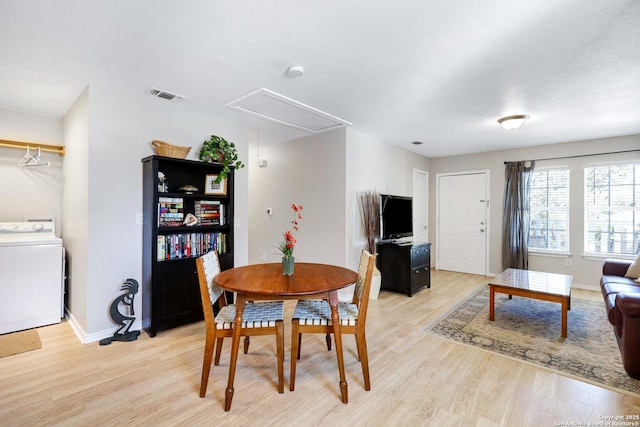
[
  {"xmin": 613, "ymin": 293, "xmax": 640, "ymax": 379},
  {"xmin": 603, "ymin": 259, "xmax": 633, "ymax": 277},
  {"xmin": 617, "ymin": 293, "xmax": 640, "ymax": 318}
]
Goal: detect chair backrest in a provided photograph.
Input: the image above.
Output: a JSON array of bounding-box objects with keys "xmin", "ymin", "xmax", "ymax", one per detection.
[
  {"xmin": 196, "ymin": 251, "xmax": 226, "ymax": 328},
  {"xmin": 352, "ymin": 250, "xmax": 377, "ymax": 325}
]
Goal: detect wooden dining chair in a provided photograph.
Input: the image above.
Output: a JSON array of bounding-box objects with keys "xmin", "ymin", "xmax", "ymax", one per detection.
[
  {"xmin": 196, "ymin": 251, "xmax": 285, "ymax": 397},
  {"xmin": 290, "ymin": 249, "xmax": 377, "ymax": 391}
]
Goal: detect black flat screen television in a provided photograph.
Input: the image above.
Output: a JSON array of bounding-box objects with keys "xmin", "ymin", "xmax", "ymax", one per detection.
[{"xmin": 380, "ymin": 194, "xmax": 413, "ymax": 240}]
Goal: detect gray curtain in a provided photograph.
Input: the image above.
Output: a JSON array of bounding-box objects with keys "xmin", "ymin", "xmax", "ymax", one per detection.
[{"xmin": 502, "ymin": 161, "xmax": 535, "ymax": 270}]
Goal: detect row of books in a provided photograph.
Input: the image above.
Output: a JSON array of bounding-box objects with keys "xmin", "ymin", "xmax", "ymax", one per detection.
[
  {"xmin": 158, "ymin": 197, "xmax": 184, "ymax": 227},
  {"xmin": 194, "ymin": 200, "xmax": 226, "ymax": 226},
  {"xmin": 157, "ymin": 232, "xmax": 227, "ymax": 261}
]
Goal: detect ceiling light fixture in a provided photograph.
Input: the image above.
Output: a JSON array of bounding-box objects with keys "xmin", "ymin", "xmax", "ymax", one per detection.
[
  {"xmin": 498, "ymin": 114, "xmax": 529, "ymax": 130},
  {"xmin": 286, "ymin": 65, "xmax": 304, "ymax": 78}
]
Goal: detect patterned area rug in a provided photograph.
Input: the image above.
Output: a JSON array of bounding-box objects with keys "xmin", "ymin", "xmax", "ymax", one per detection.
[{"xmin": 425, "ymin": 286, "xmax": 640, "ymax": 397}]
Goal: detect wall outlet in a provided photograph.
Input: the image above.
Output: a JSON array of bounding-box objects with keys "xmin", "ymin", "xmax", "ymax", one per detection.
[
  {"xmin": 262, "ymin": 252, "xmax": 267, "ymax": 261},
  {"xmin": 565, "ymin": 258, "xmax": 572, "ymax": 266}
]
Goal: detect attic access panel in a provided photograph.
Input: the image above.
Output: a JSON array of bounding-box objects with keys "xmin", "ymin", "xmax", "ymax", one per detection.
[{"xmin": 226, "ymin": 88, "xmax": 352, "ymax": 133}]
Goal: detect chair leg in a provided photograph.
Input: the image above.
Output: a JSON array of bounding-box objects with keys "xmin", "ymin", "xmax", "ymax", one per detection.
[
  {"xmin": 290, "ymin": 319, "xmax": 300, "ymax": 391},
  {"xmin": 244, "ymin": 336, "xmax": 250, "ymax": 354},
  {"xmin": 325, "ymin": 333, "xmax": 332, "ymax": 351},
  {"xmin": 199, "ymin": 333, "xmax": 215, "ymax": 397},
  {"xmin": 355, "ymin": 329, "xmax": 371, "ymax": 391},
  {"xmin": 275, "ymin": 320, "xmax": 284, "ymax": 393},
  {"xmin": 214, "ymin": 337, "xmax": 224, "ymax": 365}
]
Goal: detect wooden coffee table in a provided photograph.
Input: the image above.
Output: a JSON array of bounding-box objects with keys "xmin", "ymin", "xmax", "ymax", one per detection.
[{"xmin": 488, "ymin": 268, "xmax": 573, "ymax": 338}]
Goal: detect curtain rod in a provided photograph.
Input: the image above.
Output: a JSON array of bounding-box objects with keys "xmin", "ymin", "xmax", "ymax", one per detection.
[
  {"xmin": 0, "ymin": 139, "xmax": 65, "ymax": 156},
  {"xmin": 504, "ymin": 148, "xmax": 640, "ymax": 164}
]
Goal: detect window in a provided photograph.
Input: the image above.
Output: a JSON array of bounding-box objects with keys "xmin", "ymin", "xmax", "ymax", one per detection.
[
  {"xmin": 529, "ymin": 167, "xmax": 570, "ymax": 252},
  {"xmin": 585, "ymin": 163, "xmax": 640, "ymax": 256}
]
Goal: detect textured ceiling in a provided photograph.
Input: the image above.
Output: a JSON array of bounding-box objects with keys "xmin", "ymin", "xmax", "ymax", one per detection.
[{"xmin": 1, "ymin": 0, "xmax": 639, "ymax": 157}]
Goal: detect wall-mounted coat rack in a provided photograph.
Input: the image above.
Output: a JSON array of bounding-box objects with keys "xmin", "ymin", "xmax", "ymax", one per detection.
[{"xmin": 0, "ymin": 139, "xmax": 66, "ymax": 156}]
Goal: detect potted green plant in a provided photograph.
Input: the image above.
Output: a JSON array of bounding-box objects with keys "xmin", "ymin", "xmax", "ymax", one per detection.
[{"xmin": 199, "ymin": 135, "xmax": 245, "ymax": 183}]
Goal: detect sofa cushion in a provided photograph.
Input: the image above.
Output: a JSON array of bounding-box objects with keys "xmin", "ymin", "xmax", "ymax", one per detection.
[
  {"xmin": 600, "ymin": 279, "xmax": 640, "ymax": 321},
  {"xmin": 601, "ymin": 281, "xmax": 640, "ymax": 295},
  {"xmin": 603, "ymin": 259, "xmax": 633, "ymax": 277},
  {"xmin": 625, "ymin": 255, "xmax": 640, "ymax": 279}
]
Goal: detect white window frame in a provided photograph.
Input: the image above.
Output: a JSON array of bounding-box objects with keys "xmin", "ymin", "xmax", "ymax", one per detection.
[
  {"xmin": 584, "ymin": 161, "xmax": 640, "ymax": 258},
  {"xmin": 528, "ymin": 166, "xmax": 570, "ymax": 254}
]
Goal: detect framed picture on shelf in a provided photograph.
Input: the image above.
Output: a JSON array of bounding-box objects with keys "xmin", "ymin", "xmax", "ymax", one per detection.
[{"xmin": 205, "ymin": 174, "xmax": 227, "ymax": 195}]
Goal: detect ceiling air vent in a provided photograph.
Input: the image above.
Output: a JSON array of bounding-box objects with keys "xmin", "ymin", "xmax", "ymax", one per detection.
[
  {"xmin": 148, "ymin": 87, "xmax": 186, "ymax": 102},
  {"xmin": 226, "ymin": 88, "xmax": 352, "ymax": 133}
]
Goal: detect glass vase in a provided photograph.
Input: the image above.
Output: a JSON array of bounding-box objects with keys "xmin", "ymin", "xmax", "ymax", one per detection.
[{"xmin": 282, "ymin": 256, "xmax": 294, "ymax": 276}]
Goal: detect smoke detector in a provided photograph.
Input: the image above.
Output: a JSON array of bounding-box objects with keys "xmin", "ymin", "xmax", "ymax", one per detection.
[{"xmin": 286, "ymin": 65, "xmax": 304, "ymax": 78}]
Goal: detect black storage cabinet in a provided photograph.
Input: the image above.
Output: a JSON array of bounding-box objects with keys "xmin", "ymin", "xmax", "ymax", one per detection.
[{"xmin": 376, "ymin": 241, "xmax": 431, "ymax": 297}]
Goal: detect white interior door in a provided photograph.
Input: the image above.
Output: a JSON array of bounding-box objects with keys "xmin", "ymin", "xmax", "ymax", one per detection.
[
  {"xmin": 437, "ymin": 172, "xmax": 488, "ymax": 275},
  {"xmin": 413, "ymin": 169, "xmax": 428, "ymax": 243}
]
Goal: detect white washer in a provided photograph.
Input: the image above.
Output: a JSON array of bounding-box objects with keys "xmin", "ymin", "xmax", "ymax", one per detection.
[{"xmin": 0, "ymin": 222, "xmax": 64, "ymax": 334}]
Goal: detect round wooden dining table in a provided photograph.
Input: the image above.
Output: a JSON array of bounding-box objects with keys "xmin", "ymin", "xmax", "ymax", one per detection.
[{"xmin": 214, "ymin": 262, "xmax": 358, "ymax": 411}]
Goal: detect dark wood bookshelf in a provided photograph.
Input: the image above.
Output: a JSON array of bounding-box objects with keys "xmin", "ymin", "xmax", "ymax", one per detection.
[{"xmin": 141, "ymin": 155, "xmax": 234, "ymax": 336}]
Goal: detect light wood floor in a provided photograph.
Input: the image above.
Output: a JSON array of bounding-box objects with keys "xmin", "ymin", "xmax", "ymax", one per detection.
[{"xmin": 2, "ymin": 270, "xmax": 639, "ymax": 426}]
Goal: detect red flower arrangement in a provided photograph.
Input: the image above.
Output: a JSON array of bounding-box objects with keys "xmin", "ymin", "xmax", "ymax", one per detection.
[{"xmin": 278, "ymin": 204, "xmax": 303, "ymax": 258}]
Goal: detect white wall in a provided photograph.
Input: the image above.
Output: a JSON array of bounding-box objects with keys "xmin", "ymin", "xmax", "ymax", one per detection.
[
  {"xmin": 248, "ymin": 129, "xmax": 347, "ymax": 267},
  {"xmin": 345, "ymin": 128, "xmax": 430, "ymax": 269},
  {"xmin": 248, "ymin": 126, "xmax": 430, "ymax": 294},
  {"xmin": 61, "ymin": 88, "xmax": 90, "ymax": 333},
  {"xmin": 0, "ymin": 108, "xmax": 63, "ymax": 232},
  {"xmin": 60, "ymin": 84, "xmax": 250, "ymax": 342},
  {"xmin": 429, "ymin": 134, "xmax": 640, "ymax": 287}
]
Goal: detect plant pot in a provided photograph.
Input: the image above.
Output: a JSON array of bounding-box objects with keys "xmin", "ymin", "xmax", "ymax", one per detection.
[
  {"xmin": 369, "ymin": 265, "xmax": 382, "ymax": 299},
  {"xmin": 282, "ymin": 256, "xmax": 294, "ymax": 276}
]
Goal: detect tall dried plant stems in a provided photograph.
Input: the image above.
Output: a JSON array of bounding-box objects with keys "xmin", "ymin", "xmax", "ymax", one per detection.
[{"xmin": 358, "ymin": 190, "xmax": 380, "ymax": 254}]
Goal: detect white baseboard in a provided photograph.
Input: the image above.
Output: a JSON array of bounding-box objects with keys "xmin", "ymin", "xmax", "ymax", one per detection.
[
  {"xmin": 572, "ymin": 282, "xmax": 599, "ymax": 292},
  {"xmin": 65, "ymin": 308, "xmax": 143, "ymax": 344}
]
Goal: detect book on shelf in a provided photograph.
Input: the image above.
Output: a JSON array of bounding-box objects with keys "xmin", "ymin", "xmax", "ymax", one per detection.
[
  {"xmin": 156, "ymin": 232, "xmax": 227, "ymax": 261},
  {"xmin": 194, "ymin": 200, "xmax": 225, "ymax": 226},
  {"xmin": 157, "ymin": 236, "xmax": 166, "ymax": 261},
  {"xmin": 158, "ymin": 197, "xmax": 184, "ymax": 227}
]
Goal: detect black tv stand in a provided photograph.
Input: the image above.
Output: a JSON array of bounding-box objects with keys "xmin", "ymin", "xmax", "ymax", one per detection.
[
  {"xmin": 376, "ymin": 241, "xmax": 431, "ymax": 297},
  {"xmin": 388, "ymin": 239, "xmax": 413, "ymax": 246}
]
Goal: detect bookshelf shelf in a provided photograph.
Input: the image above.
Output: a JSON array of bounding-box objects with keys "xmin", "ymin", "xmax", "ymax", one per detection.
[{"xmin": 141, "ymin": 155, "xmax": 235, "ymax": 337}]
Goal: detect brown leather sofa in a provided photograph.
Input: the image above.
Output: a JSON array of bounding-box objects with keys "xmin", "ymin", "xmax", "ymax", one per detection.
[{"xmin": 600, "ymin": 259, "xmax": 640, "ymax": 379}]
